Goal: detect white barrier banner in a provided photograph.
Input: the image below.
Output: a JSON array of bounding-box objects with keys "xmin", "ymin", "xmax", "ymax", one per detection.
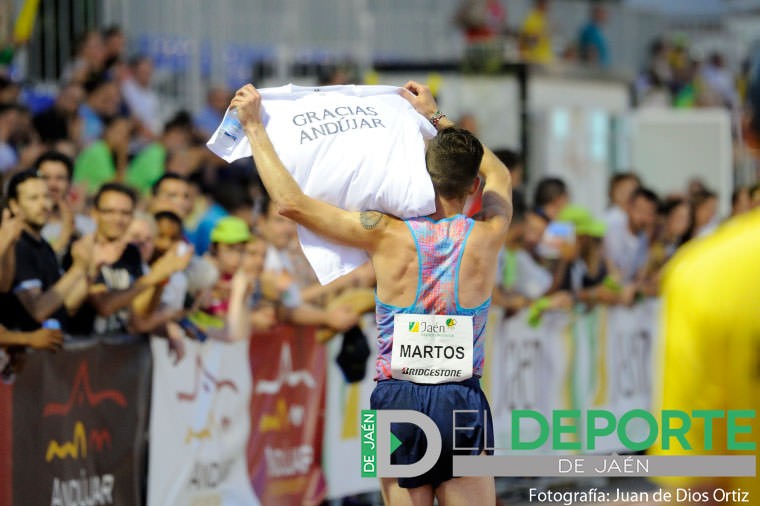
[
  {"xmin": 488, "ymin": 309, "xmax": 572, "ymax": 453},
  {"xmin": 486, "ymin": 302, "xmax": 659, "ymax": 455},
  {"xmin": 322, "ymin": 314, "xmax": 380, "ymax": 499},
  {"xmin": 148, "ymin": 337, "xmax": 260, "ymax": 506},
  {"xmin": 584, "ymin": 301, "xmax": 659, "ymax": 452}
]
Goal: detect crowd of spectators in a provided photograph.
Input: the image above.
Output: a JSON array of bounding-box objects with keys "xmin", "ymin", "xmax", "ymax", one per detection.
[
  {"xmin": 634, "ymin": 35, "xmax": 753, "ymax": 112},
  {"xmin": 1, "ymin": 22, "xmax": 759, "ymax": 382},
  {"xmin": 0, "ymin": 26, "xmax": 375, "ymax": 379},
  {"xmin": 455, "ymin": 0, "xmax": 612, "ymax": 70},
  {"xmin": 490, "ymin": 155, "xmax": 760, "ymax": 324},
  {"xmin": 454, "ymin": 1, "xmax": 759, "ymax": 125}
]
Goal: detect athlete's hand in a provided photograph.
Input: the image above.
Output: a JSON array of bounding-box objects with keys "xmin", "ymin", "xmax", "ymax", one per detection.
[
  {"xmin": 230, "ymin": 84, "xmax": 263, "ymax": 129},
  {"xmin": 401, "ymin": 81, "xmax": 438, "ymax": 120}
]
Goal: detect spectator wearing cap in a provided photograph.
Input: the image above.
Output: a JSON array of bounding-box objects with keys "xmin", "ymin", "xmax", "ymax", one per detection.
[
  {"xmin": 37, "ymin": 151, "xmax": 96, "ymax": 255},
  {"xmin": 205, "ymin": 217, "xmax": 252, "ymax": 318},
  {"xmin": 559, "ymin": 207, "xmax": 621, "ymax": 306},
  {"xmin": 176, "ymin": 216, "xmax": 253, "ymax": 342},
  {"xmin": 191, "ymin": 182, "xmax": 254, "ymax": 255}
]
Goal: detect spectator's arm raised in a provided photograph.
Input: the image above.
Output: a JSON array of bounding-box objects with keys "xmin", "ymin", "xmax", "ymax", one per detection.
[
  {"xmin": 88, "ymin": 241, "xmax": 192, "ymax": 317},
  {"xmin": 0, "ymin": 209, "xmax": 22, "ymax": 292}
]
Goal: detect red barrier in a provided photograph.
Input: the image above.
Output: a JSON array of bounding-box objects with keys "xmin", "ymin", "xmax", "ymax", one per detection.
[
  {"xmin": 0, "ymin": 382, "xmax": 12, "ymax": 505},
  {"xmin": 248, "ymin": 325, "xmax": 328, "ymax": 506}
]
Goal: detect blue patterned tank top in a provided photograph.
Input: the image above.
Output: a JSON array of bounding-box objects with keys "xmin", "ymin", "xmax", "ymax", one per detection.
[{"xmin": 375, "ymin": 214, "xmax": 491, "ymax": 380}]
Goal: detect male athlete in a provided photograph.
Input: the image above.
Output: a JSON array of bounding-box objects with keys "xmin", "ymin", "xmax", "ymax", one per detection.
[{"xmin": 231, "ymin": 81, "xmax": 511, "ymax": 506}]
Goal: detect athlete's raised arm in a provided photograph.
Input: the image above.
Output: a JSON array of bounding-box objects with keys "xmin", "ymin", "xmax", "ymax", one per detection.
[
  {"xmin": 231, "ymin": 84, "xmax": 391, "ymax": 253},
  {"xmin": 401, "ymin": 80, "xmax": 513, "ymax": 238}
]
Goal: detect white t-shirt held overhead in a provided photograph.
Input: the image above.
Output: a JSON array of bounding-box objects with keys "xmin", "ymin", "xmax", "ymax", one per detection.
[{"xmin": 208, "ymin": 84, "xmax": 437, "ymax": 284}]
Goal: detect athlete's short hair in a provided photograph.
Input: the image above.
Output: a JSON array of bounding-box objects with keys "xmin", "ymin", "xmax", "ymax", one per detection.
[{"xmin": 425, "ymin": 127, "xmax": 483, "ymax": 200}]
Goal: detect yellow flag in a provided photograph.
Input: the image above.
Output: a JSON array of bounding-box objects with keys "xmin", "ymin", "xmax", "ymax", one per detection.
[{"xmin": 13, "ymin": 0, "xmax": 41, "ymax": 43}]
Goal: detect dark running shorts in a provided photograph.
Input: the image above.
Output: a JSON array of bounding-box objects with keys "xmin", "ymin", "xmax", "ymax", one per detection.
[{"xmin": 369, "ymin": 377, "xmax": 494, "ymax": 489}]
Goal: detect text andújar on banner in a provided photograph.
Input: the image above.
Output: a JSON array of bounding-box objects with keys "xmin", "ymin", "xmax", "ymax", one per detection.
[
  {"xmin": 148, "ymin": 337, "xmax": 259, "ymax": 506},
  {"xmin": 248, "ymin": 325, "xmax": 328, "ymax": 506},
  {"xmin": 11, "ymin": 337, "xmax": 151, "ymax": 506}
]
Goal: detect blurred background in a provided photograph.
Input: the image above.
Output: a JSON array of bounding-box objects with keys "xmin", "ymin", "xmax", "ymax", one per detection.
[{"xmin": 3, "ymin": 0, "xmax": 760, "ymax": 213}]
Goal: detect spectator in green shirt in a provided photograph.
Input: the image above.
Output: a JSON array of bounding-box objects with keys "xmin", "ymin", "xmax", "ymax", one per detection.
[
  {"xmin": 126, "ymin": 112, "xmax": 193, "ymax": 196},
  {"xmin": 73, "ymin": 115, "xmax": 132, "ymax": 195}
]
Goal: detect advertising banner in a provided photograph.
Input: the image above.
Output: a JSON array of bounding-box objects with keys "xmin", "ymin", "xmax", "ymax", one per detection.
[
  {"xmin": 148, "ymin": 337, "xmax": 258, "ymax": 506},
  {"xmin": 11, "ymin": 336, "xmax": 151, "ymax": 506},
  {"xmin": 489, "ymin": 309, "xmax": 573, "ymax": 453},
  {"xmin": 248, "ymin": 325, "xmax": 327, "ymax": 506},
  {"xmin": 322, "ymin": 314, "xmax": 380, "ymax": 499}
]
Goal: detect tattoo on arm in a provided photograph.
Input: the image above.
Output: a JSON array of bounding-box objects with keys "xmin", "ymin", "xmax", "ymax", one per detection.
[{"xmin": 359, "ymin": 211, "xmax": 383, "ymax": 231}]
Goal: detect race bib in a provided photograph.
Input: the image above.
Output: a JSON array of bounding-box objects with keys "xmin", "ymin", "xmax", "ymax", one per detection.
[{"xmin": 391, "ymin": 314, "xmax": 473, "ymax": 384}]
